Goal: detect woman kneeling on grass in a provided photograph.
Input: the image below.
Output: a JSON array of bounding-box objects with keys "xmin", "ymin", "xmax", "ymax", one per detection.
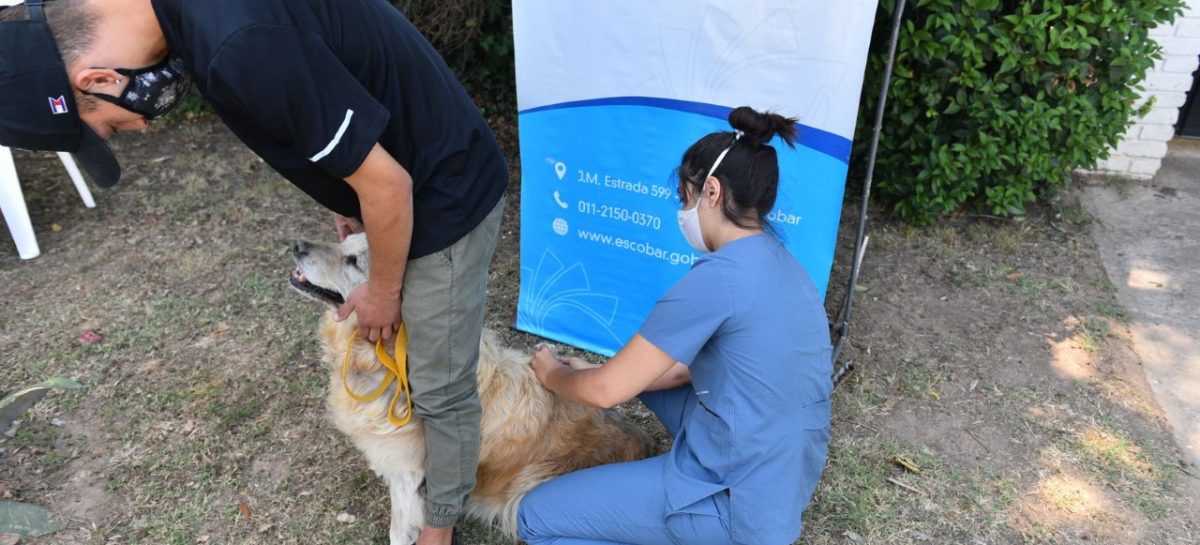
[{"xmin": 520, "ymin": 106, "xmax": 833, "ymax": 545}]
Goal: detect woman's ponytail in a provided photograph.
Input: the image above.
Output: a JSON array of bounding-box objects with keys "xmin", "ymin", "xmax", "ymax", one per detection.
[{"xmin": 728, "ymin": 106, "xmax": 797, "ymax": 149}]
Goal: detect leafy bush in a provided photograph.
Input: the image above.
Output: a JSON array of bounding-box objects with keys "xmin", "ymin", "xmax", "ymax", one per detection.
[
  {"xmin": 859, "ymin": 0, "xmax": 1185, "ymax": 223},
  {"xmin": 393, "ymin": 0, "xmax": 515, "ymax": 110}
]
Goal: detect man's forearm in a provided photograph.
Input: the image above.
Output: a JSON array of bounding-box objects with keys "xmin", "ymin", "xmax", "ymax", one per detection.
[
  {"xmin": 360, "ymin": 181, "xmax": 413, "ymax": 297},
  {"xmin": 346, "ymin": 144, "xmax": 415, "ymax": 298}
]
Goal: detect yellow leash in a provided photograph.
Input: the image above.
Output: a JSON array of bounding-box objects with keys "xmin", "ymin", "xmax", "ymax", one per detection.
[{"xmin": 341, "ymin": 322, "xmax": 413, "ymax": 427}]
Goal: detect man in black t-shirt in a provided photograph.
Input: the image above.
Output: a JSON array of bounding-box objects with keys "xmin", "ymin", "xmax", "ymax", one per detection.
[{"xmin": 0, "ymin": 1, "xmax": 507, "ymax": 544}]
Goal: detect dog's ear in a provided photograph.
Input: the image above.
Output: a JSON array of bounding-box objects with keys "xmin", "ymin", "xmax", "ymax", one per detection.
[{"xmin": 341, "ymin": 233, "xmax": 371, "ymax": 268}]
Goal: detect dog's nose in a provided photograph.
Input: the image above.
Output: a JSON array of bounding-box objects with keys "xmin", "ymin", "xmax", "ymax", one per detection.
[{"xmin": 292, "ymin": 240, "xmax": 309, "ymax": 259}]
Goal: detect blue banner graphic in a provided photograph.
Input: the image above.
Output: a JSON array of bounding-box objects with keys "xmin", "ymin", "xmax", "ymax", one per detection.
[{"xmin": 513, "ymin": 1, "xmax": 877, "ymax": 356}]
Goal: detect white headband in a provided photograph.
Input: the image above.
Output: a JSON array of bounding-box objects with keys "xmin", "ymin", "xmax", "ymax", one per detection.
[{"xmin": 704, "ymin": 130, "xmax": 743, "ymax": 180}]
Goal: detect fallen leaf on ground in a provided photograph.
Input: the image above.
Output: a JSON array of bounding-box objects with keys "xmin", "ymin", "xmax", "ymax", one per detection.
[
  {"xmin": 842, "ymin": 530, "xmax": 864, "ymax": 542},
  {"xmin": 78, "ymin": 330, "xmax": 101, "ymax": 345},
  {"xmin": 50, "ymin": 224, "xmax": 62, "ymax": 232},
  {"xmin": 0, "ymin": 500, "xmax": 64, "ymax": 536},
  {"xmin": 888, "ymin": 454, "xmax": 923, "ymax": 474},
  {"xmin": 336, "ymin": 512, "xmax": 356, "ymax": 524},
  {"xmin": 238, "ymin": 498, "xmax": 251, "ymax": 519}
]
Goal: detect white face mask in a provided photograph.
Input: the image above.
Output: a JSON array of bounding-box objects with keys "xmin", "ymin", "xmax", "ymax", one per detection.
[
  {"xmin": 677, "ymin": 138, "xmax": 736, "ymax": 254},
  {"xmin": 677, "ymin": 201, "xmax": 710, "ymax": 253}
]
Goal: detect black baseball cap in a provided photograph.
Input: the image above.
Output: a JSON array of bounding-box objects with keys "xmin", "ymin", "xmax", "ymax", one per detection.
[{"xmin": 0, "ymin": 0, "xmax": 120, "ymax": 187}]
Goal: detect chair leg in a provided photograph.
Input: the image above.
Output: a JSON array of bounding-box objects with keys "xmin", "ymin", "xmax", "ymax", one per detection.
[
  {"xmin": 57, "ymin": 152, "xmax": 96, "ymax": 208},
  {"xmin": 0, "ymin": 146, "xmax": 41, "ymax": 260}
]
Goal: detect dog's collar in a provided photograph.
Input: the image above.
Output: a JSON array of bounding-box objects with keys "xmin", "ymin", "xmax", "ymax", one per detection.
[{"xmin": 341, "ymin": 322, "xmax": 413, "ymax": 427}]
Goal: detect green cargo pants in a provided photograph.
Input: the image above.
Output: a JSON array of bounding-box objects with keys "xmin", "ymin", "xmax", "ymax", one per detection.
[{"xmin": 400, "ymin": 195, "xmax": 504, "ymax": 527}]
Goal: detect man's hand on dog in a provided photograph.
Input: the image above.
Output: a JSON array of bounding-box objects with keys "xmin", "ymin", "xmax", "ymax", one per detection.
[{"xmin": 336, "ymin": 281, "xmax": 403, "ymax": 343}]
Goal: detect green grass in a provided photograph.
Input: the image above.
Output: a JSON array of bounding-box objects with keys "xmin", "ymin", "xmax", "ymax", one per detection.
[
  {"xmin": 1102, "ymin": 174, "xmax": 1137, "ymax": 199},
  {"xmin": 7, "ymin": 419, "xmax": 59, "ymax": 450},
  {"xmin": 1069, "ymin": 425, "xmax": 1181, "ymax": 520},
  {"xmin": 1077, "ymin": 317, "xmax": 1112, "ymax": 354},
  {"xmin": 804, "ymin": 441, "xmax": 1023, "ymax": 544},
  {"xmin": 1094, "ymin": 302, "xmax": 1130, "ymax": 322},
  {"xmin": 806, "ymin": 443, "xmax": 913, "ymax": 540},
  {"xmin": 948, "ymin": 262, "xmax": 1011, "ymax": 288},
  {"xmin": 1057, "ymin": 197, "xmax": 1095, "ymax": 227}
]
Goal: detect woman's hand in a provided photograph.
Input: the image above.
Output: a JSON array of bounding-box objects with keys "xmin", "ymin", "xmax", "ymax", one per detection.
[
  {"xmin": 530, "ymin": 335, "xmax": 677, "ymax": 408},
  {"xmin": 532, "ymin": 346, "xmax": 568, "ymax": 387}
]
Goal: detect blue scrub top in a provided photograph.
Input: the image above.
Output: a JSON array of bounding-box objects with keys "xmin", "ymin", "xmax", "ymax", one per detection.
[{"xmin": 639, "ymin": 233, "xmax": 833, "ymax": 545}]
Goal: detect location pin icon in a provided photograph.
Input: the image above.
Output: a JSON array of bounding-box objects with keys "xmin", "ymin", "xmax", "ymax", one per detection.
[{"xmin": 554, "ymin": 162, "xmax": 567, "ymax": 181}]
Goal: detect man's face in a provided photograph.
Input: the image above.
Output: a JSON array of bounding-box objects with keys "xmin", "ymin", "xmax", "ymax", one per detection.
[
  {"xmin": 77, "ymin": 98, "xmax": 149, "ymax": 139},
  {"xmin": 71, "ymin": 67, "xmax": 151, "ymax": 139}
]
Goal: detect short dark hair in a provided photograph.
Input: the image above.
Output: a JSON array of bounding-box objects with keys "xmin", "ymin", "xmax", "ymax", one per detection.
[
  {"xmin": 677, "ymin": 106, "xmax": 799, "ymax": 232},
  {"xmin": 0, "ymin": 0, "xmax": 100, "ymax": 111}
]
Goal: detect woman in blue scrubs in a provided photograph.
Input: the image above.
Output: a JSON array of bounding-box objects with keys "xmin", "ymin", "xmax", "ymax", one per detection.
[{"xmin": 520, "ymin": 106, "xmax": 834, "ymax": 545}]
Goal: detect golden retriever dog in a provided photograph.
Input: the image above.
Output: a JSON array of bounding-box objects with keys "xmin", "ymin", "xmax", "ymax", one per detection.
[{"xmin": 288, "ymin": 233, "xmax": 653, "ymax": 544}]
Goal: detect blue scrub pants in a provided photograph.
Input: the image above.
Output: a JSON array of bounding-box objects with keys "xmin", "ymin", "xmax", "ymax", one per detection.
[{"xmin": 517, "ymin": 387, "xmax": 735, "ymax": 545}]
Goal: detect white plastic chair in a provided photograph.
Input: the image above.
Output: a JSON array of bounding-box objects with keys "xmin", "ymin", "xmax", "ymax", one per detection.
[
  {"xmin": 0, "ymin": 145, "xmax": 96, "ymax": 260},
  {"xmin": 0, "ymin": 0, "xmax": 97, "ymax": 259}
]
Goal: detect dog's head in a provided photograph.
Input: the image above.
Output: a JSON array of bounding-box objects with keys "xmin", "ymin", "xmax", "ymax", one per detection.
[{"xmin": 289, "ymin": 233, "xmax": 370, "ymax": 306}]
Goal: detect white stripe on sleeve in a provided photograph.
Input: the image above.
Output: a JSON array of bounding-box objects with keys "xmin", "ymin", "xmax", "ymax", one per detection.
[{"xmin": 309, "ymin": 109, "xmax": 355, "ymax": 162}]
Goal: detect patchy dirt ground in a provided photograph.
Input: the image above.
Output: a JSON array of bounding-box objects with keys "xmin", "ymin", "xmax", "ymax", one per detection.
[{"xmin": 2, "ymin": 117, "xmax": 1198, "ymax": 545}]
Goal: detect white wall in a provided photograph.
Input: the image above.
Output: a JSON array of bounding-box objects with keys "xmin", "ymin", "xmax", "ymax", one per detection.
[{"xmin": 1090, "ymin": 0, "xmax": 1200, "ymax": 179}]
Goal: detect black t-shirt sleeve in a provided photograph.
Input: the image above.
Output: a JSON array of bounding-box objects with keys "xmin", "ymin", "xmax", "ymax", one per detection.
[{"xmin": 204, "ymin": 25, "xmax": 389, "ymax": 179}]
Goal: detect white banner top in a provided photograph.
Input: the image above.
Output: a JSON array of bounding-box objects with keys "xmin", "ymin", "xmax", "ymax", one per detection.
[{"xmin": 514, "ymin": 0, "xmax": 877, "ymax": 140}]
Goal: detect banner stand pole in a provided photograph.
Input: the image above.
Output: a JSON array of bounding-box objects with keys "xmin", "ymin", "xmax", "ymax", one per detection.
[{"xmin": 831, "ymin": 0, "xmax": 907, "ymax": 387}]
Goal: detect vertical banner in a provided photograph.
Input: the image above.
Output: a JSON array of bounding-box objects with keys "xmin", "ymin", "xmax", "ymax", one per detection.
[{"xmin": 513, "ymin": 0, "xmax": 878, "ymax": 356}]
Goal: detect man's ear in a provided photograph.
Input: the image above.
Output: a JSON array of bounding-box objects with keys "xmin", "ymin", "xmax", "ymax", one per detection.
[{"xmin": 73, "ymin": 68, "xmax": 125, "ymax": 95}]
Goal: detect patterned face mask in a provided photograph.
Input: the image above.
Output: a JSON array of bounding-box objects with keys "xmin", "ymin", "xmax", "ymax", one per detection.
[{"xmin": 82, "ymin": 57, "xmax": 192, "ymax": 119}]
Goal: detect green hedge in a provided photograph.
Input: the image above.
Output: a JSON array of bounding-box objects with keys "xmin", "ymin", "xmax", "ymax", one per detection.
[
  {"xmin": 392, "ymin": 0, "xmax": 515, "ymax": 110},
  {"xmin": 858, "ymin": 0, "xmax": 1185, "ymax": 223}
]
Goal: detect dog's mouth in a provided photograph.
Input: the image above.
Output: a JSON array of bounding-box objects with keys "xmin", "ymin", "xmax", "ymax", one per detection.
[{"xmin": 289, "ymin": 267, "xmax": 345, "ymax": 306}]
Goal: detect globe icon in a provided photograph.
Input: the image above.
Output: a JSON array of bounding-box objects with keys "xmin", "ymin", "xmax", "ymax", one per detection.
[{"xmin": 552, "ymin": 218, "xmax": 569, "ymax": 236}]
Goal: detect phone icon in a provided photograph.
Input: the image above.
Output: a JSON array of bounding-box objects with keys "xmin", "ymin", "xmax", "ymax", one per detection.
[{"xmin": 553, "ymin": 191, "xmax": 569, "ymax": 209}]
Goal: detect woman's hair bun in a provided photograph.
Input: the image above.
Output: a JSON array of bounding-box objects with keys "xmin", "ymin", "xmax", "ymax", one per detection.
[{"xmin": 728, "ymin": 106, "xmax": 797, "ymax": 148}]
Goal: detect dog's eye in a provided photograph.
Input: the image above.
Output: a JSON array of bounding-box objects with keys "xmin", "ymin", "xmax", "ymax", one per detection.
[{"xmin": 345, "ymin": 255, "xmax": 360, "ymax": 269}]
